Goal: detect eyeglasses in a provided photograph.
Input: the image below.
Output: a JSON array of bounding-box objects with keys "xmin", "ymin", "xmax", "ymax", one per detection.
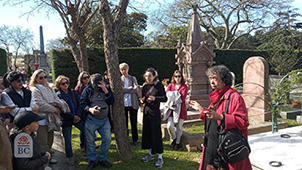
[
  {"xmin": 39, "ymin": 76, "xmax": 47, "ymax": 80},
  {"xmin": 175, "ymin": 75, "xmax": 182, "ymax": 78},
  {"xmin": 82, "ymin": 76, "xmax": 90, "ymax": 80},
  {"xmin": 15, "ymin": 79, "xmax": 23, "ymax": 83},
  {"xmin": 61, "ymin": 82, "xmax": 69, "ymax": 86}
]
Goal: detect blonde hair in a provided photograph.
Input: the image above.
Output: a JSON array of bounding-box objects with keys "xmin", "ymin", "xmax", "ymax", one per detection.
[
  {"xmin": 54, "ymin": 75, "xmax": 70, "ymax": 90},
  {"xmin": 29, "ymin": 69, "xmax": 49, "ymax": 88},
  {"xmin": 119, "ymin": 62, "xmax": 129, "ymax": 70}
]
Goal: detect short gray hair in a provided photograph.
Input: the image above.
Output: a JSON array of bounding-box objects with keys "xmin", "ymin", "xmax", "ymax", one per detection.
[{"xmin": 206, "ymin": 65, "xmax": 232, "ymax": 86}]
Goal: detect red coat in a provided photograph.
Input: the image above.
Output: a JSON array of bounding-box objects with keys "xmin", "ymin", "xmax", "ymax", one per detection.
[
  {"xmin": 199, "ymin": 88, "xmax": 252, "ymax": 170},
  {"xmin": 166, "ymin": 83, "xmax": 188, "ymax": 120}
]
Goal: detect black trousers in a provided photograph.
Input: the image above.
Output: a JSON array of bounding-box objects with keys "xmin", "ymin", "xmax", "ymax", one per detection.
[{"xmin": 125, "ymin": 107, "xmax": 138, "ymax": 142}]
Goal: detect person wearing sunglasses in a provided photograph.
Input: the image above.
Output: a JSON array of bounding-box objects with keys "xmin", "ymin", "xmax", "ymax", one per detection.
[
  {"xmin": 29, "ymin": 69, "xmax": 61, "ymax": 169},
  {"xmin": 165, "ymin": 70, "xmax": 188, "ymax": 151},
  {"xmin": 1, "ymin": 71, "xmax": 38, "ymax": 128},
  {"xmin": 75, "ymin": 71, "xmax": 90, "ymax": 96},
  {"xmin": 54, "ymin": 75, "xmax": 86, "ymax": 166}
]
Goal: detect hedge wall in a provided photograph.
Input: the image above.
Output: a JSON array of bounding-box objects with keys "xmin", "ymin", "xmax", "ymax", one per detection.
[
  {"xmin": 213, "ymin": 49, "xmax": 270, "ymax": 83},
  {"xmin": 51, "ymin": 47, "xmax": 178, "ymax": 87},
  {"xmin": 0, "ymin": 48, "xmax": 7, "ymax": 75},
  {"xmin": 50, "ymin": 47, "xmax": 269, "ymax": 87}
]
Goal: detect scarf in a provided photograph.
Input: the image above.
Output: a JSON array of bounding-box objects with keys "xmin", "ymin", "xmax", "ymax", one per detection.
[{"xmin": 209, "ymin": 85, "xmax": 231, "ymax": 105}]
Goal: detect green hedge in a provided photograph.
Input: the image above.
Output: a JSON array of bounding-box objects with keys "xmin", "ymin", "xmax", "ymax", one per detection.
[
  {"xmin": 0, "ymin": 48, "xmax": 7, "ymax": 75},
  {"xmin": 50, "ymin": 47, "xmax": 269, "ymax": 87},
  {"xmin": 50, "ymin": 47, "xmax": 178, "ymax": 87},
  {"xmin": 213, "ymin": 49, "xmax": 270, "ymax": 83}
]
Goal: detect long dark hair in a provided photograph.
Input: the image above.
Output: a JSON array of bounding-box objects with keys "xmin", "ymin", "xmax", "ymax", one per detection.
[{"xmin": 170, "ymin": 70, "xmax": 185, "ymax": 84}]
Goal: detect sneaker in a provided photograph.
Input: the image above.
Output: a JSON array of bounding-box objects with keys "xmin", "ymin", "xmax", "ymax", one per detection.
[
  {"xmin": 155, "ymin": 158, "xmax": 164, "ymax": 168},
  {"xmin": 86, "ymin": 161, "xmax": 97, "ymax": 170},
  {"xmin": 67, "ymin": 157, "xmax": 75, "ymax": 166},
  {"xmin": 50, "ymin": 158, "xmax": 57, "ymax": 164},
  {"xmin": 98, "ymin": 160, "xmax": 112, "ymax": 168},
  {"xmin": 44, "ymin": 166, "xmax": 52, "ymax": 170},
  {"xmin": 141, "ymin": 154, "xmax": 154, "ymax": 163}
]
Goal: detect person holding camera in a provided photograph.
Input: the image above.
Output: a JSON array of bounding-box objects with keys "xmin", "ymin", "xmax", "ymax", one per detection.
[{"xmin": 80, "ymin": 73, "xmax": 114, "ymax": 170}]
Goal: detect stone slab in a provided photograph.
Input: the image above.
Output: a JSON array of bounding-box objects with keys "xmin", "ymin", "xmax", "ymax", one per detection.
[
  {"xmin": 280, "ymin": 110, "xmax": 302, "ymax": 120},
  {"xmin": 249, "ymin": 125, "xmax": 302, "ymax": 170},
  {"xmin": 297, "ymin": 116, "xmax": 302, "ymax": 124}
]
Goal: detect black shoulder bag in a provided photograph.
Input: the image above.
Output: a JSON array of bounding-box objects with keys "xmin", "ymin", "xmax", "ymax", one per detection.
[{"xmin": 215, "ymin": 93, "xmax": 251, "ymax": 166}]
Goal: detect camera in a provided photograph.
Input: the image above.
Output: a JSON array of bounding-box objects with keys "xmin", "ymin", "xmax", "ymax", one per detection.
[{"xmin": 96, "ymin": 107, "xmax": 107, "ymax": 111}]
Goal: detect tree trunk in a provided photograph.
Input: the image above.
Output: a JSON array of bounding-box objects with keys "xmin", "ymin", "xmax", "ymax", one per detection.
[
  {"xmin": 68, "ymin": 36, "xmax": 89, "ymax": 73},
  {"xmin": 100, "ymin": 0, "xmax": 131, "ymax": 161},
  {"xmin": 104, "ymin": 35, "xmax": 132, "ymax": 161}
]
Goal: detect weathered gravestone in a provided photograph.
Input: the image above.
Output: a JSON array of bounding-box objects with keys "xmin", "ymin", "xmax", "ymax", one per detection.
[{"xmin": 242, "ymin": 56, "xmax": 271, "ymax": 122}]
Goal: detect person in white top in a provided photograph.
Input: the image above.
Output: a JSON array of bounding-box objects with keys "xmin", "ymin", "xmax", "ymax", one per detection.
[
  {"xmin": 1, "ymin": 71, "xmax": 38, "ymax": 133},
  {"xmin": 120, "ymin": 63, "xmax": 140, "ymax": 146}
]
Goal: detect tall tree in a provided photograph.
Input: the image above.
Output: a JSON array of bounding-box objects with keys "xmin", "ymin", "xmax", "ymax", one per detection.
[
  {"xmin": 86, "ymin": 12, "xmax": 147, "ymax": 47},
  {"xmin": 0, "ymin": 25, "xmax": 33, "ymax": 70},
  {"xmin": 0, "ymin": 25, "xmax": 13, "ymax": 70},
  {"xmin": 6, "ymin": 0, "xmax": 101, "ymax": 72},
  {"xmin": 153, "ymin": 0, "xmax": 291, "ymax": 49},
  {"xmin": 99, "ymin": 0, "xmax": 132, "ymax": 161}
]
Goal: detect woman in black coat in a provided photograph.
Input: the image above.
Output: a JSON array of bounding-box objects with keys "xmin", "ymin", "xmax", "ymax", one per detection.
[{"xmin": 139, "ymin": 68, "xmax": 167, "ymax": 168}]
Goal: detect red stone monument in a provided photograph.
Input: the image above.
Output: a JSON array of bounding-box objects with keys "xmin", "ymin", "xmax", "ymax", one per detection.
[
  {"xmin": 175, "ymin": 10, "xmax": 215, "ymax": 107},
  {"xmin": 242, "ymin": 56, "xmax": 271, "ymax": 122}
]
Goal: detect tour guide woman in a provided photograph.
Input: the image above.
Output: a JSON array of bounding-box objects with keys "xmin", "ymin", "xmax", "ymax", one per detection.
[{"xmin": 189, "ymin": 65, "xmax": 252, "ymax": 170}]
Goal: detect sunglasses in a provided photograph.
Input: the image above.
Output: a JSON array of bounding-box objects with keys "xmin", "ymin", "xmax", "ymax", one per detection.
[
  {"xmin": 175, "ymin": 75, "xmax": 182, "ymax": 78},
  {"xmin": 82, "ymin": 76, "xmax": 90, "ymax": 80},
  {"xmin": 39, "ymin": 76, "xmax": 47, "ymax": 80},
  {"xmin": 15, "ymin": 79, "xmax": 23, "ymax": 83},
  {"xmin": 61, "ymin": 82, "xmax": 69, "ymax": 86}
]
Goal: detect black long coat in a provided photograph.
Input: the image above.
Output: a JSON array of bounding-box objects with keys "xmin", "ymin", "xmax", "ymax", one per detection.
[{"xmin": 141, "ymin": 82, "xmax": 167, "ymax": 154}]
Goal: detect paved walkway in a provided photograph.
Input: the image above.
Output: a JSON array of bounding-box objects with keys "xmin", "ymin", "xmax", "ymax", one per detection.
[{"xmin": 49, "ymin": 131, "xmax": 73, "ymax": 170}]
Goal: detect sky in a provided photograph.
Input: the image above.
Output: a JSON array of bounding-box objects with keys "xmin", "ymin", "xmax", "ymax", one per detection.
[{"xmin": 0, "ymin": 0, "xmax": 302, "ymax": 51}]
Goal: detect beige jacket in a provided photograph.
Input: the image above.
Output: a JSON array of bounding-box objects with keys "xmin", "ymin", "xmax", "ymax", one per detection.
[
  {"xmin": 121, "ymin": 75, "xmax": 140, "ymax": 110},
  {"xmin": 30, "ymin": 85, "xmax": 59, "ymax": 114}
]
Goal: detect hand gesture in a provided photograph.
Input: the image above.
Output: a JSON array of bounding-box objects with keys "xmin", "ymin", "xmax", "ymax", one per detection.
[
  {"xmin": 89, "ymin": 106, "xmax": 101, "ymax": 115},
  {"xmin": 148, "ymin": 95, "xmax": 155, "ymax": 101},
  {"xmin": 139, "ymin": 97, "xmax": 145, "ymax": 104},
  {"xmin": 0, "ymin": 106, "xmax": 15, "ymax": 114},
  {"xmin": 189, "ymin": 100, "xmax": 203, "ymax": 112},
  {"xmin": 32, "ymin": 106, "xmax": 38, "ymax": 113},
  {"xmin": 98, "ymin": 81, "xmax": 108, "ymax": 94},
  {"xmin": 73, "ymin": 115, "xmax": 81, "ymax": 123},
  {"xmin": 45, "ymin": 152, "xmax": 51, "ymax": 160}
]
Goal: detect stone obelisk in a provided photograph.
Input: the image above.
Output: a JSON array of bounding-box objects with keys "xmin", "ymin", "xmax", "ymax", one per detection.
[{"xmin": 38, "ymin": 26, "xmax": 50, "ymax": 74}]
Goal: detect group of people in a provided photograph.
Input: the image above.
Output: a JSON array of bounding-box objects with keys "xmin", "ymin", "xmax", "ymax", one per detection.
[{"xmin": 0, "ymin": 63, "xmax": 252, "ymax": 170}]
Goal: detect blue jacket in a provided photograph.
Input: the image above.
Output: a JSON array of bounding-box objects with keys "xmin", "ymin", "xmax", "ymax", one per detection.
[{"xmin": 79, "ymin": 84, "xmax": 114, "ymax": 120}]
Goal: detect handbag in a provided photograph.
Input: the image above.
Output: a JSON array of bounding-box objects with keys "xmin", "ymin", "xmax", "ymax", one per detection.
[{"xmin": 215, "ymin": 93, "xmax": 251, "ymax": 165}]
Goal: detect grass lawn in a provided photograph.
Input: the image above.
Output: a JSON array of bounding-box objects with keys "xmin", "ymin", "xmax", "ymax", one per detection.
[{"xmin": 71, "ymin": 123, "xmax": 201, "ymax": 170}]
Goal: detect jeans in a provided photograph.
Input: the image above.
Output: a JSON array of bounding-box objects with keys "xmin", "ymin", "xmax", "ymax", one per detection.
[
  {"xmin": 167, "ymin": 117, "xmax": 184, "ymax": 144},
  {"xmin": 62, "ymin": 121, "xmax": 86, "ymax": 158},
  {"xmin": 125, "ymin": 107, "xmax": 138, "ymax": 142},
  {"xmin": 85, "ymin": 115, "xmax": 111, "ymax": 162}
]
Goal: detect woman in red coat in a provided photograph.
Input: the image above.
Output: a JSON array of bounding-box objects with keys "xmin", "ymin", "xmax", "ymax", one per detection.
[
  {"xmin": 166, "ymin": 70, "xmax": 188, "ymax": 150},
  {"xmin": 189, "ymin": 65, "xmax": 252, "ymax": 170}
]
